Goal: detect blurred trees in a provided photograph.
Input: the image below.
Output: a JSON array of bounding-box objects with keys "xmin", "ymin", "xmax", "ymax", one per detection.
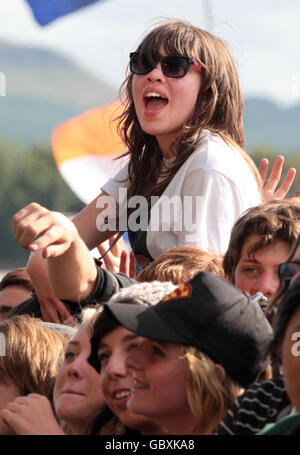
[{"xmin": 0, "ymin": 140, "xmax": 84, "ymax": 266}]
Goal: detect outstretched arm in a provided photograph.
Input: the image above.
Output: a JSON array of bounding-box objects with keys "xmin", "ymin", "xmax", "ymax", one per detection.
[
  {"xmin": 13, "ymin": 191, "xmax": 119, "ymax": 322},
  {"xmin": 72, "ymin": 190, "xmax": 119, "ymax": 249},
  {"xmin": 27, "ymin": 252, "xmax": 73, "ymax": 323},
  {"xmin": 13, "ymin": 202, "xmax": 104, "ymax": 304}
]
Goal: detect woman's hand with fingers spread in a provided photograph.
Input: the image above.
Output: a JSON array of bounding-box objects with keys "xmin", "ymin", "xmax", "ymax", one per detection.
[
  {"xmin": 0, "ymin": 394, "xmax": 65, "ymax": 435},
  {"xmin": 12, "ymin": 202, "xmax": 78, "ymax": 259},
  {"xmin": 259, "ymin": 155, "xmax": 296, "ymax": 201}
]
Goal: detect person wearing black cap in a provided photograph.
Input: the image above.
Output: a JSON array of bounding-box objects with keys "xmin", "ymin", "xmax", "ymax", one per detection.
[
  {"xmin": 88, "ymin": 281, "xmax": 176, "ymax": 435},
  {"xmin": 90, "ymin": 271, "xmax": 273, "ymax": 435}
]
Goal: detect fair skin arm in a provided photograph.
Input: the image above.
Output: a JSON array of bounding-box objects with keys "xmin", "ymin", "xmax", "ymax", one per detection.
[
  {"xmin": 12, "ymin": 193, "xmax": 119, "ymax": 315},
  {"xmin": 72, "ymin": 190, "xmax": 119, "ymax": 250},
  {"xmin": 13, "ymin": 203, "xmax": 101, "ymax": 303},
  {"xmin": 259, "ymin": 155, "xmax": 297, "ymax": 201},
  {"xmin": 26, "ymin": 252, "xmax": 73, "ymax": 323},
  {"xmin": 0, "ymin": 394, "xmax": 65, "ymax": 435}
]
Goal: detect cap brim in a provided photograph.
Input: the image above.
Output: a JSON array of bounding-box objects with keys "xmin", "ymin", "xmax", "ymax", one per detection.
[{"xmin": 104, "ymin": 302, "xmax": 190, "ymax": 345}]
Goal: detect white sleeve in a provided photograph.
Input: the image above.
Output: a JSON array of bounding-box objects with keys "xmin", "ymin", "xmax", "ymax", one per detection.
[
  {"xmin": 176, "ymin": 168, "xmax": 255, "ymax": 254},
  {"xmin": 101, "ymin": 161, "xmax": 130, "ymax": 202}
]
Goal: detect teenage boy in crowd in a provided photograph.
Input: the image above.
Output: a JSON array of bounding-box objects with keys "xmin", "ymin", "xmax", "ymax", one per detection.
[{"xmin": 223, "ymin": 198, "xmax": 300, "ymax": 301}]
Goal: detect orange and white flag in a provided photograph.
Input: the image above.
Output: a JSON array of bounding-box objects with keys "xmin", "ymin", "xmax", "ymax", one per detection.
[{"xmin": 51, "ymin": 100, "xmax": 127, "ymax": 203}]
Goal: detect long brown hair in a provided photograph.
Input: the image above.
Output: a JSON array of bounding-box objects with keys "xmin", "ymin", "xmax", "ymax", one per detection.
[{"xmin": 117, "ymin": 19, "xmax": 261, "ymax": 201}]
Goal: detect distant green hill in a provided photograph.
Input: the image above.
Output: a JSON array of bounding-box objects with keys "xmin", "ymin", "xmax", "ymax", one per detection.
[
  {"xmin": 0, "ymin": 41, "xmax": 118, "ymax": 144},
  {"xmin": 243, "ymin": 98, "xmax": 300, "ymax": 151},
  {"xmin": 0, "ymin": 41, "xmax": 299, "ymax": 151},
  {"xmin": 0, "ymin": 41, "xmax": 117, "ymax": 107}
]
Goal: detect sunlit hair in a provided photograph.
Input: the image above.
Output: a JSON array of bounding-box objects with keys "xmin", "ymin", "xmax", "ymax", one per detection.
[
  {"xmin": 0, "ymin": 268, "xmax": 32, "ymax": 292},
  {"xmin": 0, "ymin": 315, "xmax": 70, "ymax": 403},
  {"xmin": 77, "ymin": 306, "xmax": 101, "ymax": 337},
  {"xmin": 136, "ymin": 246, "xmax": 225, "ymax": 284},
  {"xmin": 183, "ymin": 347, "xmax": 243, "ymax": 434},
  {"xmin": 266, "ymin": 234, "xmax": 300, "ymax": 319},
  {"xmin": 223, "ymin": 198, "xmax": 300, "ymax": 282},
  {"xmin": 116, "ymin": 19, "xmax": 261, "ymax": 201}
]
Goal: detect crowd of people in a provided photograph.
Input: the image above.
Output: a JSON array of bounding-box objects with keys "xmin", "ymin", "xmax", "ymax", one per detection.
[{"xmin": 1, "ymin": 19, "xmax": 300, "ymax": 436}]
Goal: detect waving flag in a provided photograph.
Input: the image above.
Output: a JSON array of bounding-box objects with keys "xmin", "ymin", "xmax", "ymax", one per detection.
[
  {"xmin": 51, "ymin": 101, "xmax": 127, "ymax": 204},
  {"xmin": 25, "ymin": 0, "xmax": 102, "ymax": 26}
]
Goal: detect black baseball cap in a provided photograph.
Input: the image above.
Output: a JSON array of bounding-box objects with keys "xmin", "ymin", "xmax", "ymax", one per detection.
[{"xmin": 103, "ymin": 271, "xmax": 273, "ymax": 388}]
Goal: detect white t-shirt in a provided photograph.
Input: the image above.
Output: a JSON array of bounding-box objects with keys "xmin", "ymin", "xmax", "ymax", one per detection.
[{"xmin": 102, "ymin": 130, "xmax": 261, "ymax": 257}]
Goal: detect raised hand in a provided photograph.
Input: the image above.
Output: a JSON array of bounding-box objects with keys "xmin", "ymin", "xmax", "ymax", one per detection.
[
  {"xmin": 12, "ymin": 203, "xmax": 82, "ymax": 324},
  {"xmin": 259, "ymin": 155, "xmax": 296, "ymax": 201},
  {"xmin": 12, "ymin": 202, "xmax": 78, "ymax": 259}
]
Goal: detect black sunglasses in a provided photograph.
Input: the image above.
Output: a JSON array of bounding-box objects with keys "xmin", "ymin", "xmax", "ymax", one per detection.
[
  {"xmin": 129, "ymin": 52, "xmax": 202, "ymax": 79},
  {"xmin": 278, "ymin": 261, "xmax": 300, "ymax": 281}
]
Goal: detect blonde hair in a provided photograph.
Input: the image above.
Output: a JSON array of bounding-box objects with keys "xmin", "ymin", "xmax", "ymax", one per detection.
[
  {"xmin": 136, "ymin": 246, "xmax": 225, "ymax": 284},
  {"xmin": 183, "ymin": 347, "xmax": 243, "ymax": 434},
  {"xmin": 78, "ymin": 306, "xmax": 102, "ymax": 337},
  {"xmin": 0, "ymin": 315, "xmax": 70, "ymax": 403}
]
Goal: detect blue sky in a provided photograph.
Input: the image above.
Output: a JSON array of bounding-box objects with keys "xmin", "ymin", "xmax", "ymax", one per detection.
[{"xmin": 1, "ymin": 0, "xmax": 300, "ymax": 106}]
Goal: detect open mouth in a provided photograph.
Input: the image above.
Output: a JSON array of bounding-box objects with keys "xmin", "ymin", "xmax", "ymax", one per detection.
[{"xmin": 144, "ymin": 92, "xmax": 169, "ymax": 111}]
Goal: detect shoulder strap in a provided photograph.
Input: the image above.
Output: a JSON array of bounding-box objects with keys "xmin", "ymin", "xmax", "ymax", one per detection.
[{"xmin": 98, "ymin": 232, "xmax": 124, "ymax": 260}]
